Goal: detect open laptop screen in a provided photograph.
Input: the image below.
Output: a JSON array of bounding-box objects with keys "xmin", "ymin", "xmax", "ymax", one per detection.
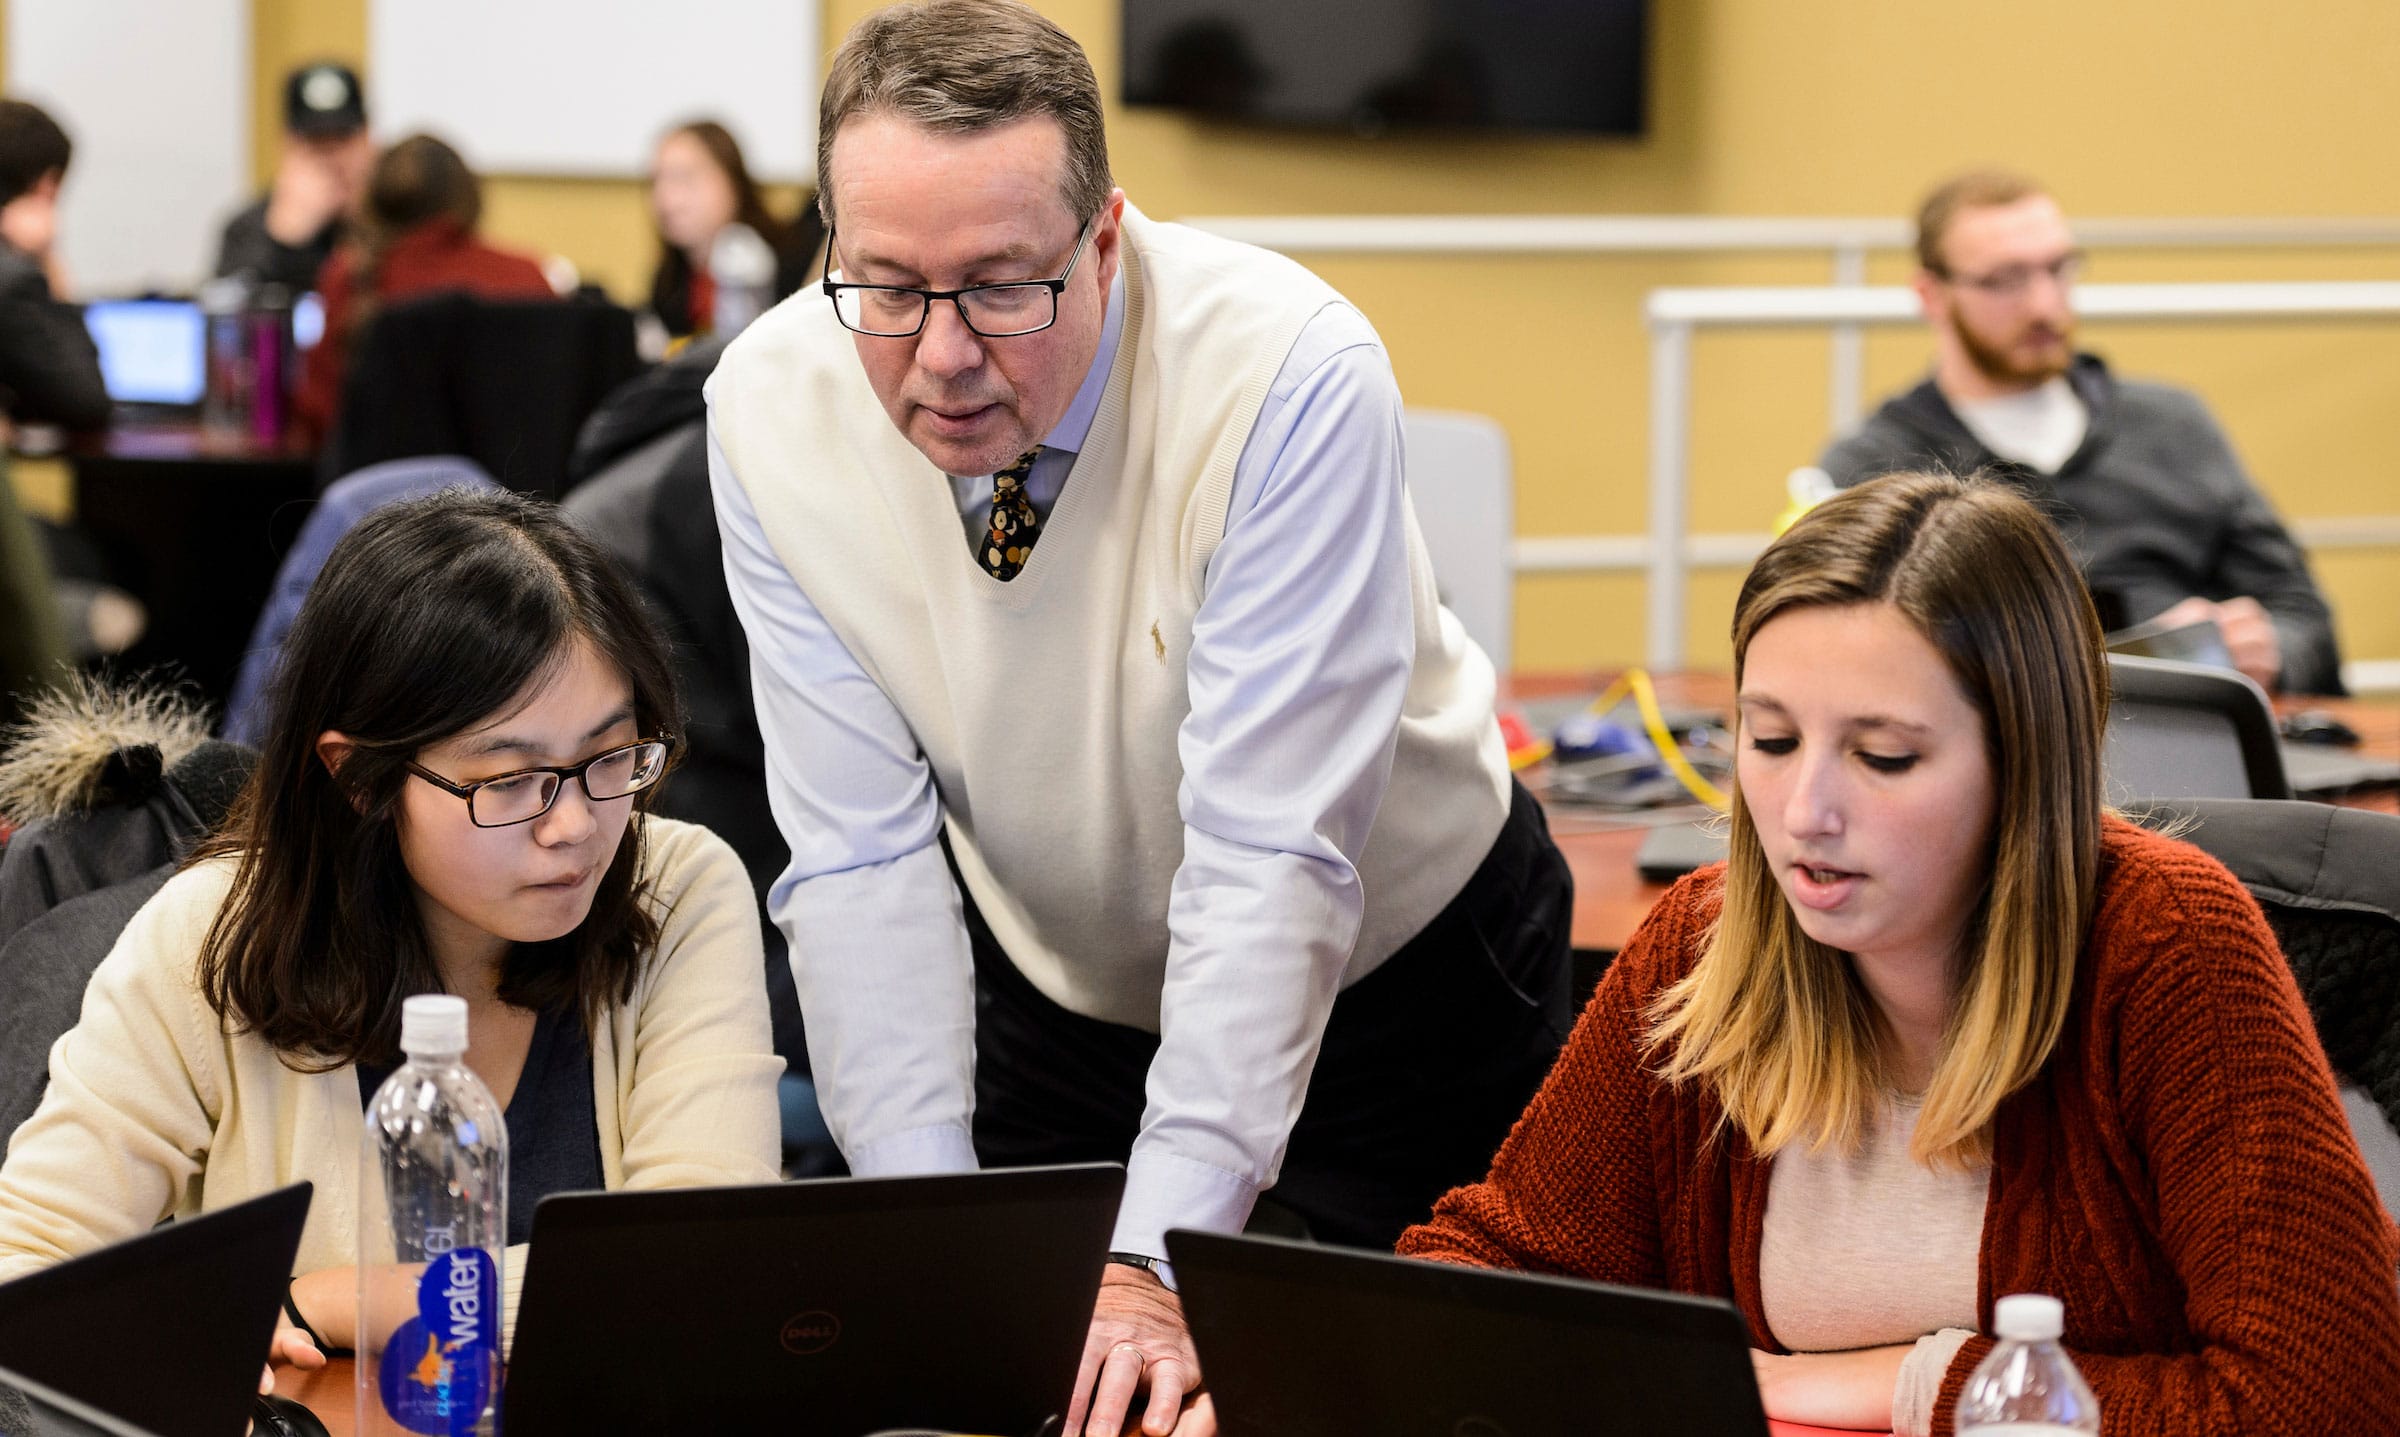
[{"xmin": 82, "ymin": 299, "xmax": 206, "ymax": 406}]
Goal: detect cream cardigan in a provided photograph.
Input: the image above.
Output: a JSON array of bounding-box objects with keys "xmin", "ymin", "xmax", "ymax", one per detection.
[{"xmin": 0, "ymin": 816, "xmax": 782, "ymax": 1323}]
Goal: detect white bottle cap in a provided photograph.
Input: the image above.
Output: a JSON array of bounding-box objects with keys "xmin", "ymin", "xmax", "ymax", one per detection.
[
  {"xmin": 709, "ymin": 223, "xmax": 778, "ymax": 286},
  {"xmin": 1994, "ymin": 1293, "xmax": 2065, "ymax": 1342},
  {"xmin": 400, "ymin": 994, "xmax": 469, "ymax": 1058}
]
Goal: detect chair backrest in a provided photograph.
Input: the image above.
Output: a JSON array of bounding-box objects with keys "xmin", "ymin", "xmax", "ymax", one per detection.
[
  {"xmin": 2135, "ymin": 798, "xmax": 2400, "ymax": 1220},
  {"xmin": 327, "ymin": 294, "xmax": 642, "ymax": 497},
  {"xmin": 222, "ymin": 456, "xmax": 500, "ymax": 747},
  {"xmin": 1401, "ymin": 409, "xmax": 1513, "ymax": 666},
  {"xmin": 2104, "ymin": 653, "xmax": 2293, "ymax": 801}
]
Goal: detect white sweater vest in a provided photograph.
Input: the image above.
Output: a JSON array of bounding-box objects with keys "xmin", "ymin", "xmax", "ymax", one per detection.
[{"xmin": 711, "ymin": 205, "xmax": 1509, "ymax": 1029}]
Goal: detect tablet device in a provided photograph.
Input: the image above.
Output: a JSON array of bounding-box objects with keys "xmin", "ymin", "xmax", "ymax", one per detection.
[
  {"xmin": 1170, "ymin": 1229, "xmax": 1771, "ymax": 1437},
  {"xmin": 506, "ymin": 1164, "xmax": 1122, "ymax": 1436},
  {"xmin": 0, "ymin": 1183, "xmax": 311, "ymax": 1437},
  {"xmin": 1635, "ymin": 819, "xmax": 1728, "ymax": 884},
  {"xmin": 2104, "ymin": 616, "xmax": 2235, "ymax": 671}
]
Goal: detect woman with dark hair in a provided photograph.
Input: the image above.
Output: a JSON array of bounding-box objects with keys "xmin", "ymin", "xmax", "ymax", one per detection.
[
  {"xmin": 0, "ymin": 488, "xmax": 780, "ymax": 1376},
  {"xmin": 295, "ymin": 133, "xmax": 555, "ymax": 442},
  {"xmin": 646, "ymin": 119, "xmax": 821, "ymax": 339},
  {"xmin": 1396, "ymin": 473, "xmax": 2400, "ymax": 1435}
]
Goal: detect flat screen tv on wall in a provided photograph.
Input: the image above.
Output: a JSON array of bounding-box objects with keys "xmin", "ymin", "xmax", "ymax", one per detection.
[{"xmin": 1121, "ymin": 0, "xmax": 1647, "ymax": 138}]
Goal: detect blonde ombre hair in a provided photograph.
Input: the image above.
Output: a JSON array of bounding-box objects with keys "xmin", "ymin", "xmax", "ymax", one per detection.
[{"xmin": 1648, "ymin": 473, "xmax": 2108, "ymax": 1167}]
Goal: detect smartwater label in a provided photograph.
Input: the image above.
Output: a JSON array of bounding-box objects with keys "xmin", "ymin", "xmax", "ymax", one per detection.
[{"xmin": 376, "ymin": 1248, "xmax": 500, "ymax": 1435}]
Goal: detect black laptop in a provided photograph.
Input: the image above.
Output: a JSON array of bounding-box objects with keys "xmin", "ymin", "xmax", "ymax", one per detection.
[
  {"xmin": 0, "ymin": 1363, "xmax": 158, "ymax": 1436},
  {"xmin": 506, "ymin": 1164, "xmax": 1123, "ymax": 1436},
  {"xmin": 1169, "ymin": 1230, "xmax": 1771, "ymax": 1437},
  {"xmin": 0, "ymin": 1184, "xmax": 311, "ymax": 1437}
]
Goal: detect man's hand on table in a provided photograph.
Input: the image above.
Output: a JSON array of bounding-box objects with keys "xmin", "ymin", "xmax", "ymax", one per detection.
[{"xmin": 1066, "ymin": 1265, "xmax": 1205, "ymax": 1437}]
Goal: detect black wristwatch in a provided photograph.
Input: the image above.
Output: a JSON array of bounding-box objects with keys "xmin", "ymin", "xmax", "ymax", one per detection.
[{"xmin": 1107, "ymin": 1250, "xmax": 1167, "ymax": 1281}]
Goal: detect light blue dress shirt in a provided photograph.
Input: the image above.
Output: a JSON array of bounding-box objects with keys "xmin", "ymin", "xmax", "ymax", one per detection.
[{"xmin": 709, "ymin": 270, "xmax": 1420, "ymax": 1272}]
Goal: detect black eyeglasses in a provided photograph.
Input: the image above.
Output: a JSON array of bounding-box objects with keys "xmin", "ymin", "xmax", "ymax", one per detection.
[
  {"xmin": 406, "ymin": 739, "xmax": 673, "ymax": 829},
  {"xmin": 821, "ymin": 214, "xmax": 1098, "ymax": 338}
]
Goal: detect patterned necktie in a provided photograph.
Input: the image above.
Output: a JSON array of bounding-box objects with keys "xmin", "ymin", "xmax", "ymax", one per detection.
[{"xmin": 980, "ymin": 446, "xmax": 1045, "ymax": 580}]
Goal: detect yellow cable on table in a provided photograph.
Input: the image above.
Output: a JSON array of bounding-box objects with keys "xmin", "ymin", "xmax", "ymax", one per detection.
[{"xmin": 1584, "ymin": 669, "xmax": 1731, "ymax": 812}]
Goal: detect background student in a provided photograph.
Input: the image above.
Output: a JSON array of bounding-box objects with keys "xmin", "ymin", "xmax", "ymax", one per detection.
[
  {"xmin": 646, "ymin": 119, "xmax": 822, "ymax": 341},
  {"xmin": 294, "ymin": 134, "xmax": 555, "ymax": 443},
  {"xmin": 213, "ymin": 62, "xmax": 374, "ymax": 294}
]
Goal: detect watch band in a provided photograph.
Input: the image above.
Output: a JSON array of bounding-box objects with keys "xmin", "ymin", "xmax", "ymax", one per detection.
[{"xmin": 1107, "ymin": 1250, "xmax": 1166, "ymax": 1279}]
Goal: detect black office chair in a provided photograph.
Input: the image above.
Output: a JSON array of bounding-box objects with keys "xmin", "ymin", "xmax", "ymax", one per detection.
[
  {"xmin": 2104, "ymin": 654, "xmax": 2293, "ymax": 801},
  {"xmin": 324, "ymin": 293, "xmax": 642, "ymax": 498},
  {"xmin": 2134, "ymin": 798, "xmax": 2400, "ymax": 1220}
]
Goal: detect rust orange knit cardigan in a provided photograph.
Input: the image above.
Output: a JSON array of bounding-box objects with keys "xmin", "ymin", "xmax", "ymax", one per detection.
[{"xmin": 1398, "ymin": 818, "xmax": 2400, "ymax": 1435}]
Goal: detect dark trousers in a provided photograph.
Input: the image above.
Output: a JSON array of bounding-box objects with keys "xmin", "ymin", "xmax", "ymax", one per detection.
[{"xmin": 966, "ymin": 779, "xmax": 1573, "ymax": 1251}]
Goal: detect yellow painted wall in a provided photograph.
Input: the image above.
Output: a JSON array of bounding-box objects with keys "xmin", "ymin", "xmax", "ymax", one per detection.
[{"xmin": 235, "ymin": 0, "xmax": 2400, "ymax": 675}]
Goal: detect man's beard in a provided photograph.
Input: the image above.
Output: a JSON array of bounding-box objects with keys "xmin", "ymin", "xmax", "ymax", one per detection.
[{"xmin": 1950, "ymin": 308, "xmax": 2075, "ymax": 387}]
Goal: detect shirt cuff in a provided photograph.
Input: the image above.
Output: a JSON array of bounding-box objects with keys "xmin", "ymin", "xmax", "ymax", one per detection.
[
  {"xmin": 846, "ymin": 1123, "xmax": 979, "ymax": 1179},
  {"xmin": 1894, "ymin": 1328, "xmax": 1979, "ymax": 1437},
  {"xmin": 1110, "ymin": 1148, "xmax": 1260, "ymax": 1292}
]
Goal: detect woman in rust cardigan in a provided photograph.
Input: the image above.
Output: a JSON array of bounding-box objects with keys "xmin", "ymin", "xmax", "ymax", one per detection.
[{"xmin": 1399, "ymin": 473, "xmax": 2400, "ymax": 1436}]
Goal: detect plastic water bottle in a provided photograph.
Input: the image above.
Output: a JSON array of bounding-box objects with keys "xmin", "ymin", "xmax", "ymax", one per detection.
[
  {"xmin": 709, "ymin": 221, "xmax": 779, "ymax": 338},
  {"xmin": 358, "ymin": 995, "xmax": 509, "ymax": 1437},
  {"xmin": 1955, "ymin": 1293, "xmax": 2099, "ymax": 1436},
  {"xmin": 199, "ymin": 276, "xmax": 252, "ymax": 437}
]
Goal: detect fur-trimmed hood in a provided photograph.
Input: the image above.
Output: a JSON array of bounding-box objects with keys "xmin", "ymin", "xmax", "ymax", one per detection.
[{"xmin": 0, "ymin": 675, "xmax": 212, "ymax": 824}]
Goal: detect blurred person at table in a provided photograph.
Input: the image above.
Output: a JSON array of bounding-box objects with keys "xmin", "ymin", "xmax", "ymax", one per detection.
[
  {"xmin": 0, "ymin": 97, "xmax": 109, "ymax": 731},
  {"xmin": 0, "ymin": 488, "xmax": 780, "ymax": 1387},
  {"xmin": 0, "ymin": 98, "xmax": 106, "ymax": 432},
  {"xmin": 1399, "ymin": 473, "xmax": 2400, "ymax": 1436},
  {"xmin": 646, "ymin": 119, "xmax": 823, "ymax": 342},
  {"xmin": 294, "ymin": 134, "xmax": 554, "ymax": 445},
  {"xmin": 1815, "ymin": 170, "xmax": 2343, "ymax": 696},
  {"xmin": 214, "ymin": 62, "xmax": 374, "ymax": 294}
]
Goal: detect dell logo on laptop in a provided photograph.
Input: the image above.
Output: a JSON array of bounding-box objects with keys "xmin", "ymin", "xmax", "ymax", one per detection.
[{"xmin": 780, "ymin": 1310, "xmax": 842, "ymax": 1354}]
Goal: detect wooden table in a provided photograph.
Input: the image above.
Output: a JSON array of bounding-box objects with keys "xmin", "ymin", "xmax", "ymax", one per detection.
[
  {"xmin": 1520, "ymin": 673, "xmax": 2400, "ymax": 958},
  {"xmin": 273, "ymin": 1357, "xmax": 352, "ymax": 1435}
]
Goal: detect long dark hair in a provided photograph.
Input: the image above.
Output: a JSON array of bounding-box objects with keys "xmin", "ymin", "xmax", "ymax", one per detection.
[
  {"xmin": 195, "ymin": 488, "xmax": 686, "ymax": 1070},
  {"xmin": 648, "ymin": 120, "xmax": 818, "ymax": 336},
  {"xmin": 345, "ymin": 134, "xmax": 484, "ymax": 344}
]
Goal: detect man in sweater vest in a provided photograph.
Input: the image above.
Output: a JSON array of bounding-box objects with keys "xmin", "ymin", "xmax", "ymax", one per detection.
[
  {"xmin": 707, "ymin": 4, "xmax": 1571, "ymax": 1433},
  {"xmin": 1815, "ymin": 168, "xmax": 2344, "ymax": 695}
]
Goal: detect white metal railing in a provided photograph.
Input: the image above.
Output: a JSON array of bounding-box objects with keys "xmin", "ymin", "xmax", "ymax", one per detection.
[
  {"xmin": 1184, "ymin": 216, "xmax": 2400, "ymax": 689},
  {"xmin": 1182, "ymin": 214, "xmax": 2400, "ymax": 429},
  {"xmin": 1640, "ymin": 280, "xmax": 2400, "ymax": 676}
]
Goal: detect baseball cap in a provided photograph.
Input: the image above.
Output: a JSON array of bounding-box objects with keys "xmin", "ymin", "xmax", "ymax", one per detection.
[{"xmin": 283, "ymin": 62, "xmax": 366, "ymax": 138}]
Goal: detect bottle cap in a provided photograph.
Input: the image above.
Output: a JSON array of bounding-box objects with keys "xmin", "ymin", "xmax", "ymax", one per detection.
[
  {"xmin": 709, "ymin": 223, "xmax": 778, "ymax": 286},
  {"xmin": 1993, "ymin": 1293, "xmax": 2065, "ymax": 1342},
  {"xmin": 400, "ymin": 994, "xmax": 469, "ymax": 1057}
]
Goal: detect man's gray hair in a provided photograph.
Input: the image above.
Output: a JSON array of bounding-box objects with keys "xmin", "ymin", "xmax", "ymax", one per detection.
[{"xmin": 818, "ymin": 0, "xmax": 1114, "ymax": 229}]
